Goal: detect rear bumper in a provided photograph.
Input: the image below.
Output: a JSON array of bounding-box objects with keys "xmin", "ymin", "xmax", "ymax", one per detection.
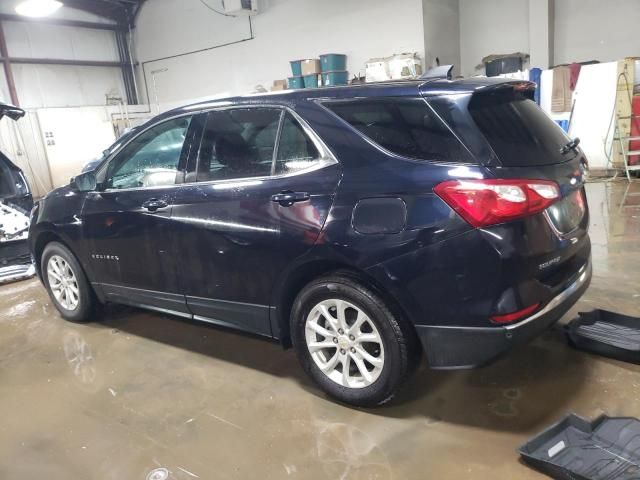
[{"xmin": 416, "ymin": 258, "xmax": 592, "ymax": 369}]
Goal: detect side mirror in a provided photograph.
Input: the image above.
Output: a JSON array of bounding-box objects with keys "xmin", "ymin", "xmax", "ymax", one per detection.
[{"xmin": 72, "ymin": 171, "xmax": 97, "ymax": 192}]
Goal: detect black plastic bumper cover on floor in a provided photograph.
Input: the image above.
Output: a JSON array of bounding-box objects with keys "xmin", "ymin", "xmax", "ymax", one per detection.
[
  {"xmin": 566, "ymin": 309, "xmax": 640, "ymax": 364},
  {"xmin": 519, "ymin": 413, "xmax": 640, "ymax": 480}
]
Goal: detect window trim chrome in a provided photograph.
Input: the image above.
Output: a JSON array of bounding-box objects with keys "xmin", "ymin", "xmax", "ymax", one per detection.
[{"xmin": 97, "ymin": 104, "xmax": 338, "ymax": 194}]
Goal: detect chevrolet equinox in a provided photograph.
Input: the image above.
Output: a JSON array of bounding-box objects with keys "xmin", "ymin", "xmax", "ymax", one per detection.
[{"xmin": 29, "ymin": 78, "xmax": 592, "ymax": 406}]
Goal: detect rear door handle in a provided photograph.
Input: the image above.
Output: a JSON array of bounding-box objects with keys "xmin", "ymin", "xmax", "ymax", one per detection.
[
  {"xmin": 271, "ymin": 191, "xmax": 310, "ymax": 207},
  {"xmin": 142, "ymin": 198, "xmax": 168, "ymax": 212}
]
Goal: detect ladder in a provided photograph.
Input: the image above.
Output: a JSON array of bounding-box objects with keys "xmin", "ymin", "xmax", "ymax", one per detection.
[{"xmin": 613, "ymin": 113, "xmax": 640, "ymax": 181}]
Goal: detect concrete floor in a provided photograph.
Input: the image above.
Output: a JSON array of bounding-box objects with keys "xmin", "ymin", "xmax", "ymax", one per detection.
[{"xmin": 0, "ymin": 180, "xmax": 639, "ymax": 480}]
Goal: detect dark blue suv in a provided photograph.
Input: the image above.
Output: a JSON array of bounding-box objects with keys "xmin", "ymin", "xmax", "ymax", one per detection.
[{"xmin": 29, "ymin": 78, "xmax": 591, "ymax": 406}]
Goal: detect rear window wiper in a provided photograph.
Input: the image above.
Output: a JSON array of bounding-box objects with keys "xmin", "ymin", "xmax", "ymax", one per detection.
[{"xmin": 560, "ymin": 137, "xmax": 580, "ymax": 155}]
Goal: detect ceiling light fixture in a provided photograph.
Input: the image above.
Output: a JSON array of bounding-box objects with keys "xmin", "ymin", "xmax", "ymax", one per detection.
[{"xmin": 15, "ymin": 0, "xmax": 63, "ymax": 18}]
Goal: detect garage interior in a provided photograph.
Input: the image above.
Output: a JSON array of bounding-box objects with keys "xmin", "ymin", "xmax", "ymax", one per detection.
[{"xmin": 0, "ymin": 0, "xmax": 639, "ymax": 479}]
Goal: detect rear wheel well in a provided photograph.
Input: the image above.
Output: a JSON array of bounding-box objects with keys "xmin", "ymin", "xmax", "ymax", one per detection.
[{"xmin": 276, "ymin": 261, "xmax": 418, "ymax": 353}]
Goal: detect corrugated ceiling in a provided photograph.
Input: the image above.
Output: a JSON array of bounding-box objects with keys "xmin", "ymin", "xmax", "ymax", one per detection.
[{"xmin": 63, "ymin": 0, "xmax": 144, "ymax": 25}]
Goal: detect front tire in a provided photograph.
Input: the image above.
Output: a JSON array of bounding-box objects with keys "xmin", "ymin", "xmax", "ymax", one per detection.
[
  {"xmin": 41, "ymin": 242, "xmax": 96, "ymax": 323},
  {"xmin": 291, "ymin": 273, "xmax": 418, "ymax": 407}
]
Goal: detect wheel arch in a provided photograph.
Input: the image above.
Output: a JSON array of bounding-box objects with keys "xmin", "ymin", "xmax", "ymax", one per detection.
[
  {"xmin": 273, "ymin": 258, "xmax": 417, "ymax": 350},
  {"xmin": 33, "ymin": 230, "xmax": 70, "ymax": 278}
]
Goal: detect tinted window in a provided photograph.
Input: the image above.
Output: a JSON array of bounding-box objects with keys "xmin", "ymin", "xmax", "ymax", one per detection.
[
  {"xmin": 467, "ymin": 89, "xmax": 571, "ymax": 166},
  {"xmin": 197, "ymin": 108, "xmax": 281, "ymax": 182},
  {"xmin": 325, "ymin": 98, "xmax": 474, "ymax": 163},
  {"xmin": 106, "ymin": 116, "xmax": 192, "ymax": 189},
  {"xmin": 274, "ymin": 113, "xmax": 321, "ymax": 175}
]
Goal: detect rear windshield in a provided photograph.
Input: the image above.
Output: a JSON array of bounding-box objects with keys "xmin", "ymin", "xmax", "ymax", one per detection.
[
  {"xmin": 324, "ymin": 98, "xmax": 475, "ymax": 163},
  {"xmin": 429, "ymin": 88, "xmax": 571, "ymax": 167}
]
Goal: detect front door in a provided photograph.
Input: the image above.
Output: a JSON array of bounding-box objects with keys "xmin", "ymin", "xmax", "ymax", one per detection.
[
  {"xmin": 171, "ymin": 107, "xmax": 340, "ymax": 336},
  {"xmin": 83, "ymin": 114, "xmax": 198, "ymax": 315}
]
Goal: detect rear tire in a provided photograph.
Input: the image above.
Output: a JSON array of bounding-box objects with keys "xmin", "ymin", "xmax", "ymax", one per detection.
[
  {"xmin": 41, "ymin": 242, "xmax": 97, "ymax": 323},
  {"xmin": 291, "ymin": 272, "xmax": 418, "ymax": 407}
]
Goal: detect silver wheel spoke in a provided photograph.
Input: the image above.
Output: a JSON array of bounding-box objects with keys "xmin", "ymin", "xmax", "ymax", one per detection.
[
  {"xmin": 318, "ymin": 304, "xmax": 339, "ymax": 332},
  {"xmin": 307, "ymin": 322, "xmax": 335, "ymax": 338},
  {"xmin": 320, "ymin": 352, "xmax": 340, "ymax": 373},
  {"xmin": 348, "ymin": 311, "xmax": 367, "ymax": 335},
  {"xmin": 308, "ymin": 341, "xmax": 336, "ymax": 352},
  {"xmin": 354, "ymin": 345, "xmax": 383, "ymax": 367},
  {"xmin": 49, "ymin": 271, "xmax": 62, "ymax": 282},
  {"xmin": 350, "ymin": 352, "xmax": 373, "ymax": 383},
  {"xmin": 357, "ymin": 333, "xmax": 379, "ymax": 343},
  {"xmin": 335, "ymin": 300, "xmax": 348, "ymax": 331},
  {"xmin": 341, "ymin": 355, "xmax": 352, "ymax": 387}
]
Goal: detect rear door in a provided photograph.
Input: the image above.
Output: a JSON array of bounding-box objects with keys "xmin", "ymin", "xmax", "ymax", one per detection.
[{"xmin": 171, "ymin": 106, "xmax": 340, "ymax": 336}]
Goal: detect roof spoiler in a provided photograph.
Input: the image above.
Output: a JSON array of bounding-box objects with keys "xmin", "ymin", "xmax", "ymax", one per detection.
[{"xmin": 420, "ymin": 65, "xmax": 454, "ymax": 81}]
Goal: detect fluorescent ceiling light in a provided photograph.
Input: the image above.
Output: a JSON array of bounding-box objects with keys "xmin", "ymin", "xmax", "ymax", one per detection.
[{"xmin": 15, "ymin": 0, "xmax": 63, "ymax": 17}]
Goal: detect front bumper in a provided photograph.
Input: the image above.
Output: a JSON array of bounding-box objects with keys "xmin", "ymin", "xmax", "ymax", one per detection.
[{"xmin": 416, "ymin": 258, "xmax": 592, "ymax": 369}]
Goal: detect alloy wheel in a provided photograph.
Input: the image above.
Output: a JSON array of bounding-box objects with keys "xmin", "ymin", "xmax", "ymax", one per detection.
[
  {"xmin": 305, "ymin": 299, "xmax": 385, "ymax": 388},
  {"xmin": 47, "ymin": 255, "xmax": 80, "ymax": 311}
]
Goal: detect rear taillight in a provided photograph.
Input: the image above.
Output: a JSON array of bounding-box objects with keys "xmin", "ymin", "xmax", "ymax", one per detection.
[
  {"xmin": 434, "ymin": 179, "xmax": 560, "ymax": 228},
  {"xmin": 490, "ymin": 303, "xmax": 540, "ymax": 324}
]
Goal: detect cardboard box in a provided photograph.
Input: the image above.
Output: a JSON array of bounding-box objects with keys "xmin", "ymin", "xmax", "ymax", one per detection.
[
  {"xmin": 272, "ymin": 79, "xmax": 287, "ymax": 91},
  {"xmin": 366, "ymin": 53, "xmax": 423, "ymax": 83},
  {"xmin": 388, "ymin": 53, "xmax": 423, "ymax": 79},
  {"xmin": 301, "ymin": 59, "xmax": 321, "ymax": 76},
  {"xmin": 365, "ymin": 57, "xmax": 390, "ymax": 83}
]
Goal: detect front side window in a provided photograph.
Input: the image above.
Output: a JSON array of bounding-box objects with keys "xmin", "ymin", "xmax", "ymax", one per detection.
[
  {"xmin": 324, "ymin": 98, "xmax": 474, "ymax": 163},
  {"xmin": 105, "ymin": 116, "xmax": 192, "ymax": 189}
]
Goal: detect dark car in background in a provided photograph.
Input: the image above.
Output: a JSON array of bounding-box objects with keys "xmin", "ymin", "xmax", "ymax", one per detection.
[
  {"xmin": 0, "ymin": 103, "xmax": 35, "ymax": 283},
  {"xmin": 29, "ymin": 78, "xmax": 591, "ymax": 406}
]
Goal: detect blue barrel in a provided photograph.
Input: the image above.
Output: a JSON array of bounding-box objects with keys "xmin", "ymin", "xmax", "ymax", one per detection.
[
  {"xmin": 321, "ymin": 71, "xmax": 348, "ymax": 86},
  {"xmin": 320, "ymin": 54, "xmax": 346, "ymax": 72},
  {"xmin": 288, "ymin": 76, "xmax": 304, "ymax": 89},
  {"xmin": 290, "ymin": 60, "xmax": 303, "ymax": 76},
  {"xmin": 303, "ymin": 74, "xmax": 319, "ymax": 88}
]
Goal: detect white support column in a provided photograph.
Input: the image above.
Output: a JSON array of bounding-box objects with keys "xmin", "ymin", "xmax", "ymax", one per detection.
[{"xmin": 528, "ymin": 0, "xmax": 554, "ymax": 69}]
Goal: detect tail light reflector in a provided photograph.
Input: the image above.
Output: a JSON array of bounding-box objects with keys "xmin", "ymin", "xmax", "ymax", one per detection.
[
  {"xmin": 434, "ymin": 179, "xmax": 560, "ymax": 228},
  {"xmin": 490, "ymin": 303, "xmax": 540, "ymax": 324}
]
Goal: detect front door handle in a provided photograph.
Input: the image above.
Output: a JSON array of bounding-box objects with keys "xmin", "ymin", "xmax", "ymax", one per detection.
[
  {"xmin": 271, "ymin": 191, "xmax": 310, "ymax": 207},
  {"xmin": 142, "ymin": 198, "xmax": 168, "ymax": 212}
]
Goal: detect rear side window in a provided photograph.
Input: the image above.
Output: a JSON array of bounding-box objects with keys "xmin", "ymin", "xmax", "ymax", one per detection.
[
  {"xmin": 195, "ymin": 108, "xmax": 328, "ymax": 182},
  {"xmin": 324, "ymin": 98, "xmax": 474, "ymax": 163},
  {"xmin": 274, "ymin": 113, "xmax": 320, "ymax": 175},
  {"xmin": 197, "ymin": 108, "xmax": 281, "ymax": 182}
]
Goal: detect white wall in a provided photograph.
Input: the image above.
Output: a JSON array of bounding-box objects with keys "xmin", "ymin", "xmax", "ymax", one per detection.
[
  {"xmin": 459, "ymin": 0, "xmax": 639, "ymax": 78},
  {"xmin": 554, "ymin": 0, "xmax": 640, "ymax": 65},
  {"xmin": 133, "ymin": 0, "xmax": 425, "ymax": 105},
  {"xmin": 423, "ymin": 0, "xmax": 460, "ymax": 76},
  {"xmin": 459, "ymin": 0, "xmax": 529, "ymax": 77}
]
